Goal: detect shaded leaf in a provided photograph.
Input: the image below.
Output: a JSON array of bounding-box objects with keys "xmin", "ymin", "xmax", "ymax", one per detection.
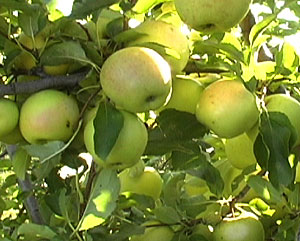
[
  {"xmin": 93, "ymin": 102, "xmax": 124, "ymax": 161},
  {"xmin": 17, "ymin": 223, "xmax": 57, "ymax": 239},
  {"xmin": 154, "ymin": 206, "xmax": 180, "ymax": 224},
  {"xmin": 79, "ymin": 169, "xmax": 120, "ymax": 231}
]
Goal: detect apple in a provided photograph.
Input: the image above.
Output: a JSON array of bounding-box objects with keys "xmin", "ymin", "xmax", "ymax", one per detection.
[
  {"xmin": 265, "ymin": 94, "xmax": 300, "ymax": 146},
  {"xmin": 14, "ymin": 51, "xmax": 36, "ymax": 71},
  {"xmin": 18, "ymin": 33, "xmax": 46, "ymax": 50},
  {"xmin": 43, "ymin": 64, "xmax": 70, "ymax": 76},
  {"xmin": 0, "ymin": 126, "xmax": 26, "ymax": 145},
  {"xmin": 195, "ymin": 79, "xmax": 259, "ymax": 138},
  {"xmin": 19, "ymin": 89, "xmax": 80, "ymax": 144},
  {"xmin": 127, "ymin": 20, "xmax": 189, "ymax": 74},
  {"xmin": 213, "ymin": 212, "xmax": 265, "ymax": 241},
  {"xmin": 0, "ymin": 98, "xmax": 19, "ymax": 137},
  {"xmin": 130, "ymin": 221, "xmax": 174, "ymax": 241},
  {"xmin": 183, "ymin": 174, "xmax": 209, "ymax": 196},
  {"xmin": 174, "ymin": 0, "xmax": 252, "ymax": 32},
  {"xmin": 100, "ymin": 47, "xmax": 172, "ymax": 113},
  {"xmin": 84, "ymin": 110, "xmax": 148, "ymax": 169},
  {"xmin": 119, "ymin": 166, "xmax": 163, "ymax": 200},
  {"xmin": 192, "ymin": 223, "xmax": 213, "ymax": 241},
  {"xmin": 225, "ymin": 132, "xmax": 257, "ymax": 169},
  {"xmin": 162, "ymin": 77, "xmax": 204, "ymax": 114}
]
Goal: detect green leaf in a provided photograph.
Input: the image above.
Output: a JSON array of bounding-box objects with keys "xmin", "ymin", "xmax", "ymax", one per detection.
[
  {"xmin": 18, "ymin": 11, "xmax": 47, "ymax": 36},
  {"xmin": 187, "ymin": 161, "xmax": 224, "ymax": 197},
  {"xmin": 254, "ymin": 112, "xmax": 296, "ymax": 187},
  {"xmin": 93, "ymin": 102, "xmax": 124, "ymax": 161},
  {"xmin": 153, "ymin": 206, "xmax": 180, "ymax": 224},
  {"xmin": 11, "ymin": 147, "xmax": 30, "ymax": 180},
  {"xmin": 249, "ymin": 14, "xmax": 276, "ymax": 46},
  {"xmin": 132, "ymin": 0, "xmax": 167, "ymax": 13},
  {"xmin": 0, "ymin": 0, "xmax": 41, "ymax": 15},
  {"xmin": 40, "ymin": 41, "xmax": 89, "ymax": 66},
  {"xmin": 17, "ymin": 223, "xmax": 57, "ymax": 239},
  {"xmin": 247, "ymin": 175, "xmax": 284, "ymax": 204},
  {"xmin": 145, "ymin": 109, "xmax": 208, "ymax": 155},
  {"xmin": 0, "ymin": 16, "xmax": 9, "ymax": 35},
  {"xmin": 163, "ymin": 172, "xmax": 185, "ymax": 207},
  {"xmin": 79, "ymin": 168, "xmax": 120, "ymax": 231},
  {"xmin": 59, "ymin": 19, "xmax": 89, "ymax": 41},
  {"xmin": 71, "ymin": 0, "xmax": 120, "ymax": 18}
]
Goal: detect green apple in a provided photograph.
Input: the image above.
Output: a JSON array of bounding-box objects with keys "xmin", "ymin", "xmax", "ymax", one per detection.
[
  {"xmin": 174, "ymin": 0, "xmax": 252, "ymax": 32},
  {"xmin": 84, "ymin": 110, "xmax": 148, "ymax": 169},
  {"xmin": 18, "ymin": 33, "xmax": 46, "ymax": 50},
  {"xmin": 213, "ymin": 212, "xmax": 265, "ymax": 241},
  {"xmin": 162, "ymin": 77, "xmax": 204, "ymax": 114},
  {"xmin": 192, "ymin": 223, "xmax": 213, "ymax": 241},
  {"xmin": 0, "ymin": 98, "xmax": 19, "ymax": 137},
  {"xmin": 127, "ymin": 20, "xmax": 189, "ymax": 74},
  {"xmin": 19, "ymin": 90, "xmax": 80, "ymax": 144},
  {"xmin": 43, "ymin": 64, "xmax": 70, "ymax": 76},
  {"xmin": 183, "ymin": 174, "xmax": 209, "ymax": 196},
  {"xmin": 195, "ymin": 79, "xmax": 259, "ymax": 138},
  {"xmin": 131, "ymin": 221, "xmax": 174, "ymax": 241},
  {"xmin": 119, "ymin": 166, "xmax": 163, "ymax": 200},
  {"xmin": 14, "ymin": 51, "xmax": 36, "ymax": 71},
  {"xmin": 265, "ymin": 94, "xmax": 300, "ymax": 146},
  {"xmin": 225, "ymin": 132, "xmax": 257, "ymax": 169},
  {"xmin": 100, "ymin": 47, "xmax": 172, "ymax": 113}
]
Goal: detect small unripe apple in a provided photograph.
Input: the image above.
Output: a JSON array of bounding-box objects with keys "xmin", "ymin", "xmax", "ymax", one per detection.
[
  {"xmin": 84, "ymin": 110, "xmax": 148, "ymax": 169},
  {"xmin": 119, "ymin": 166, "xmax": 163, "ymax": 200},
  {"xmin": 196, "ymin": 80, "xmax": 259, "ymax": 138},
  {"xmin": 162, "ymin": 77, "xmax": 204, "ymax": 114},
  {"xmin": 174, "ymin": 0, "xmax": 252, "ymax": 32},
  {"xmin": 19, "ymin": 90, "xmax": 80, "ymax": 144},
  {"xmin": 100, "ymin": 47, "xmax": 172, "ymax": 113},
  {"xmin": 127, "ymin": 20, "xmax": 189, "ymax": 74},
  {"xmin": 265, "ymin": 94, "xmax": 300, "ymax": 146},
  {"xmin": 18, "ymin": 33, "xmax": 46, "ymax": 50},
  {"xmin": 0, "ymin": 98, "xmax": 19, "ymax": 138}
]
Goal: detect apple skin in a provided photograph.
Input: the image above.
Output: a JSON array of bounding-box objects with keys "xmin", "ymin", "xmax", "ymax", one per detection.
[
  {"xmin": 0, "ymin": 98, "xmax": 19, "ymax": 138},
  {"xmin": 43, "ymin": 64, "xmax": 70, "ymax": 76},
  {"xmin": 174, "ymin": 0, "xmax": 252, "ymax": 32},
  {"xmin": 18, "ymin": 33, "xmax": 45, "ymax": 50},
  {"xmin": 225, "ymin": 132, "xmax": 257, "ymax": 169},
  {"xmin": 131, "ymin": 221, "xmax": 174, "ymax": 241},
  {"xmin": 19, "ymin": 90, "xmax": 80, "ymax": 144},
  {"xmin": 213, "ymin": 213, "xmax": 265, "ymax": 241},
  {"xmin": 0, "ymin": 126, "xmax": 26, "ymax": 145},
  {"xmin": 127, "ymin": 20, "xmax": 189, "ymax": 74},
  {"xmin": 100, "ymin": 47, "xmax": 172, "ymax": 113},
  {"xmin": 162, "ymin": 77, "xmax": 204, "ymax": 114},
  {"xmin": 84, "ymin": 110, "xmax": 148, "ymax": 169},
  {"xmin": 265, "ymin": 94, "xmax": 300, "ymax": 146},
  {"xmin": 195, "ymin": 80, "xmax": 259, "ymax": 138},
  {"xmin": 119, "ymin": 166, "xmax": 163, "ymax": 200}
]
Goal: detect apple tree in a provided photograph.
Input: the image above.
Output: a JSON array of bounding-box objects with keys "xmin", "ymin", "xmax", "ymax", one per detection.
[{"xmin": 1, "ymin": 0, "xmax": 300, "ymax": 240}]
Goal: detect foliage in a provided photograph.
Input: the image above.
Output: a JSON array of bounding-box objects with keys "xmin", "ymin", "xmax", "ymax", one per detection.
[{"xmin": 1, "ymin": 0, "xmax": 300, "ymax": 241}]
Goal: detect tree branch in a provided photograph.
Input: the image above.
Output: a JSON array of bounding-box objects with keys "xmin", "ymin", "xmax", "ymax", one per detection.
[{"xmin": 0, "ymin": 71, "xmax": 88, "ymax": 97}]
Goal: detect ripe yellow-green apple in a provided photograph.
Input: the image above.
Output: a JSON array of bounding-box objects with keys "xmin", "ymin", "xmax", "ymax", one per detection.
[
  {"xmin": 43, "ymin": 64, "xmax": 70, "ymax": 76},
  {"xmin": 84, "ymin": 110, "xmax": 148, "ymax": 169},
  {"xmin": 18, "ymin": 33, "xmax": 46, "ymax": 50},
  {"xmin": 119, "ymin": 166, "xmax": 163, "ymax": 200},
  {"xmin": 174, "ymin": 0, "xmax": 252, "ymax": 32},
  {"xmin": 100, "ymin": 47, "xmax": 172, "ymax": 113},
  {"xmin": 195, "ymin": 80, "xmax": 259, "ymax": 138},
  {"xmin": 265, "ymin": 94, "xmax": 300, "ymax": 147},
  {"xmin": 162, "ymin": 77, "xmax": 204, "ymax": 114},
  {"xmin": 183, "ymin": 174, "xmax": 209, "ymax": 196},
  {"xmin": 130, "ymin": 221, "xmax": 174, "ymax": 241},
  {"xmin": 14, "ymin": 51, "xmax": 36, "ymax": 71},
  {"xmin": 225, "ymin": 132, "xmax": 257, "ymax": 169},
  {"xmin": 126, "ymin": 20, "xmax": 189, "ymax": 74},
  {"xmin": 0, "ymin": 98, "xmax": 19, "ymax": 137},
  {"xmin": 19, "ymin": 90, "xmax": 80, "ymax": 144},
  {"xmin": 213, "ymin": 212, "xmax": 265, "ymax": 241}
]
